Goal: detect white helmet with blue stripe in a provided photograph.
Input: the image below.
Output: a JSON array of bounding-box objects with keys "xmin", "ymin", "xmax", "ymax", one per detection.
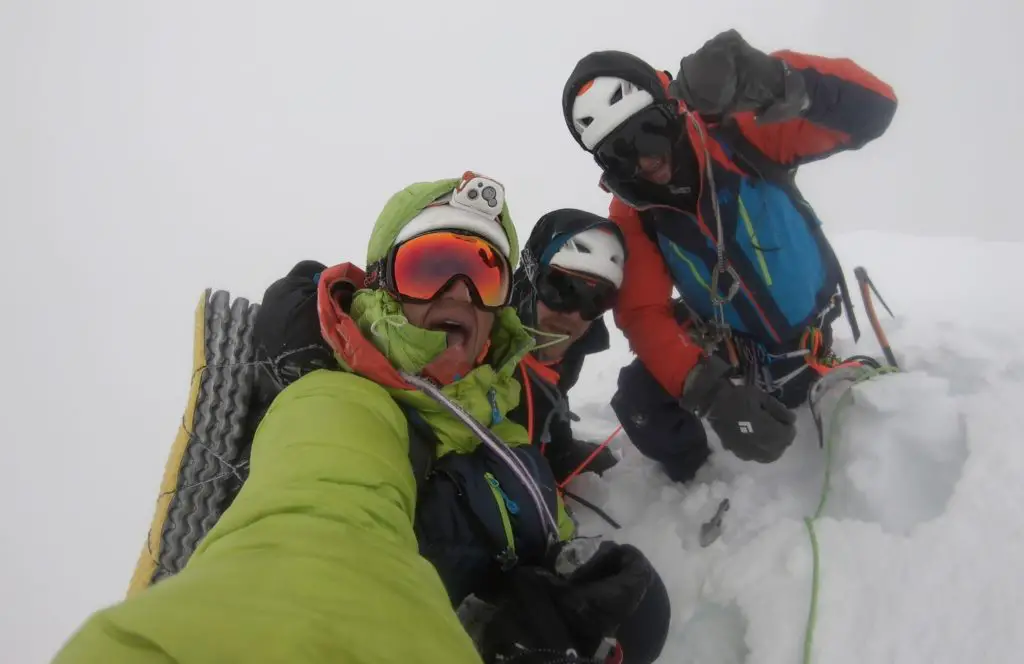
[{"xmin": 546, "ymin": 226, "xmax": 626, "ymax": 288}]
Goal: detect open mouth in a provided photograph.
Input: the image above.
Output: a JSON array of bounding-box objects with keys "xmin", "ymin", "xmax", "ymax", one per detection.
[
  {"xmin": 424, "ymin": 304, "xmax": 478, "ymax": 351},
  {"xmin": 422, "ymin": 297, "xmax": 481, "ymax": 356},
  {"xmin": 643, "ymin": 161, "xmax": 670, "ymax": 181},
  {"xmin": 431, "ymin": 319, "xmax": 471, "ymax": 348},
  {"xmin": 638, "ymin": 155, "xmax": 672, "ymax": 183}
]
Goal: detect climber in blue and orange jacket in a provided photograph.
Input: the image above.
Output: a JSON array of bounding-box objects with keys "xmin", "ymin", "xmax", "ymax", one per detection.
[{"xmin": 560, "ymin": 30, "xmax": 897, "ymax": 482}]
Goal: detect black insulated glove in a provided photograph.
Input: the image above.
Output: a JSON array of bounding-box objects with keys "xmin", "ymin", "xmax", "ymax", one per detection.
[
  {"xmin": 669, "ymin": 29, "xmax": 809, "ymax": 124},
  {"xmin": 549, "ymin": 539, "xmax": 654, "ymax": 639},
  {"xmin": 680, "ymin": 355, "xmax": 797, "ymax": 463},
  {"xmin": 478, "ymin": 568, "xmax": 590, "ymax": 663},
  {"xmin": 480, "ymin": 540, "xmax": 654, "ymax": 664}
]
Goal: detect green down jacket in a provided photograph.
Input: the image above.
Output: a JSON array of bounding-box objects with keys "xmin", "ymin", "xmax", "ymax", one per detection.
[
  {"xmin": 51, "ymin": 369, "xmax": 484, "ymax": 664},
  {"xmin": 52, "ymin": 175, "xmax": 574, "ymax": 663}
]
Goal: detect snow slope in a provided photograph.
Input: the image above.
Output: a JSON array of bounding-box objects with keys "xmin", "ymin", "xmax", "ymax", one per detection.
[
  {"xmin": 565, "ymin": 230, "xmax": 1024, "ymax": 664},
  {"xmin": 6, "ymin": 2, "xmax": 1024, "ymax": 662},
  {"xmin": 10, "ymin": 227, "xmax": 1024, "ymax": 664}
]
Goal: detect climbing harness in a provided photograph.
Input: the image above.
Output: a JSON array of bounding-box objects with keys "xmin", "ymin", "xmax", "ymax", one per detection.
[{"xmin": 686, "ymin": 111, "xmax": 740, "ymax": 344}]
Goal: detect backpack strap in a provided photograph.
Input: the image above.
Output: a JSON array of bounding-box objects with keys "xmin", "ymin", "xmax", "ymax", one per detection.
[
  {"xmin": 714, "ymin": 121, "xmax": 862, "ymax": 342},
  {"xmin": 394, "ymin": 401, "xmax": 439, "ymax": 494}
]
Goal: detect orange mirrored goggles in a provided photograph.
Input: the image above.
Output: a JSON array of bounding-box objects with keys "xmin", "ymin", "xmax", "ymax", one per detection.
[{"xmin": 384, "ymin": 231, "xmax": 511, "ymax": 311}]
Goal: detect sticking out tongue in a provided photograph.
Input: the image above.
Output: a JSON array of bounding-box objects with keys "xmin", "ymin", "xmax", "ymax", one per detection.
[
  {"xmin": 421, "ymin": 321, "xmax": 477, "ymax": 385},
  {"xmin": 445, "ymin": 327, "xmax": 468, "ymax": 350}
]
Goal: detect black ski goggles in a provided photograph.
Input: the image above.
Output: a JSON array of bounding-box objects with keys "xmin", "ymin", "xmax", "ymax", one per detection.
[
  {"xmin": 536, "ymin": 265, "xmax": 619, "ymax": 321},
  {"xmin": 593, "ymin": 104, "xmax": 680, "ymax": 179}
]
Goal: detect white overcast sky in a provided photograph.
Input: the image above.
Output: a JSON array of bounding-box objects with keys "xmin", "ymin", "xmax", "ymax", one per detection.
[{"xmin": 2, "ymin": 1, "xmax": 1022, "ymax": 662}]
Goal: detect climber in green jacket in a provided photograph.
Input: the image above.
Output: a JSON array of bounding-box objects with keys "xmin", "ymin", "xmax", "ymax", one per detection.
[{"xmin": 52, "ymin": 171, "xmax": 656, "ymax": 664}]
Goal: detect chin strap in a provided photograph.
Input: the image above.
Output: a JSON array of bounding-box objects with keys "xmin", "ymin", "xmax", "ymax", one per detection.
[{"xmin": 524, "ymin": 326, "xmax": 572, "ymax": 356}]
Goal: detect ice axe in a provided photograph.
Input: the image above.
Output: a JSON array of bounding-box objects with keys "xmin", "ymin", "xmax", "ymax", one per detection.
[{"xmin": 853, "ymin": 266, "xmax": 898, "ymax": 369}]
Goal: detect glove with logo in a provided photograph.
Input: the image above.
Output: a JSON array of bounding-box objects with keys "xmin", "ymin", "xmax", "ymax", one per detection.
[
  {"xmin": 668, "ymin": 29, "xmax": 809, "ymax": 124},
  {"xmin": 680, "ymin": 355, "xmax": 797, "ymax": 462}
]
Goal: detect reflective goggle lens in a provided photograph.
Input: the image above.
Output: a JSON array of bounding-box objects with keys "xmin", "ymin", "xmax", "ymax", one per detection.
[{"xmin": 391, "ymin": 231, "xmax": 510, "ymax": 309}]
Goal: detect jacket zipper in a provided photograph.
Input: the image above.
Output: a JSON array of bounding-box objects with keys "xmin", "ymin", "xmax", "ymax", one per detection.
[
  {"xmin": 737, "ymin": 195, "xmax": 773, "ymax": 286},
  {"xmin": 436, "ymin": 468, "xmax": 518, "ymax": 570},
  {"xmin": 483, "ymin": 472, "xmax": 518, "ymax": 569}
]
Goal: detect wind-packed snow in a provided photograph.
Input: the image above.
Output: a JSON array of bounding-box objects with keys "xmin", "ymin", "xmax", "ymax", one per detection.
[
  {"xmin": 6, "ymin": 2, "xmax": 1024, "ymax": 662},
  {"xmin": 566, "ymin": 230, "xmax": 1024, "ymax": 664},
  {"xmin": 8, "ymin": 232, "xmax": 1024, "ymax": 664}
]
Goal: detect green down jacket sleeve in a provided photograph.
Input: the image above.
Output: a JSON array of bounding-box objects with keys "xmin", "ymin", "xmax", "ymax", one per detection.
[{"xmin": 52, "ymin": 369, "xmax": 483, "ymax": 664}]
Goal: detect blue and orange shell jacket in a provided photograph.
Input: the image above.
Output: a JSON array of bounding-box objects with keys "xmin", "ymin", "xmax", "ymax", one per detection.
[{"xmin": 600, "ymin": 51, "xmax": 898, "ymax": 398}]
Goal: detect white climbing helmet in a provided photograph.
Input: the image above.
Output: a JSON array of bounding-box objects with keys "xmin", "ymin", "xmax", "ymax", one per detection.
[
  {"xmin": 548, "ymin": 226, "xmax": 626, "ymax": 288},
  {"xmin": 571, "ymin": 76, "xmax": 656, "ymax": 152},
  {"xmin": 394, "ymin": 172, "xmax": 511, "ymax": 259}
]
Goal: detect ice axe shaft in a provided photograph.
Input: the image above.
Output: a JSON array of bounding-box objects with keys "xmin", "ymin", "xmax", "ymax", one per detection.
[
  {"xmin": 860, "ymin": 268, "xmax": 894, "ymax": 318},
  {"xmin": 853, "ymin": 267, "xmax": 898, "ymax": 369}
]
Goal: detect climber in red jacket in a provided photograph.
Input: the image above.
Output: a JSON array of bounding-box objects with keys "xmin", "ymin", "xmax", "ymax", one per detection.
[{"xmin": 560, "ymin": 30, "xmax": 897, "ymax": 481}]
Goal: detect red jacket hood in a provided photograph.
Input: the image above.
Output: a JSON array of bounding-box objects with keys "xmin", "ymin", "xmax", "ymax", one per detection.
[{"xmin": 316, "ymin": 262, "xmax": 412, "ymax": 391}]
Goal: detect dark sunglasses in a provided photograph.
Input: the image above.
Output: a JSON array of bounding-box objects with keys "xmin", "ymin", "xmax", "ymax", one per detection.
[
  {"xmin": 536, "ymin": 265, "xmax": 619, "ymax": 321},
  {"xmin": 593, "ymin": 104, "xmax": 680, "ymax": 178}
]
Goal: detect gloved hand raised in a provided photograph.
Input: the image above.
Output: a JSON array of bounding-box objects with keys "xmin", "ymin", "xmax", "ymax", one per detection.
[
  {"xmin": 668, "ymin": 29, "xmax": 809, "ymax": 124},
  {"xmin": 680, "ymin": 355, "xmax": 797, "ymax": 463}
]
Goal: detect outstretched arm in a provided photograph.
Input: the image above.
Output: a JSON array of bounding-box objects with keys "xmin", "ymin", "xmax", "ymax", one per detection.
[{"xmin": 53, "ymin": 370, "xmax": 482, "ymax": 664}]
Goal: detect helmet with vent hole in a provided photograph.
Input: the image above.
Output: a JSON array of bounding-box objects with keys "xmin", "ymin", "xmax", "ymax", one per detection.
[
  {"xmin": 562, "ymin": 50, "xmax": 672, "ymax": 153},
  {"xmin": 547, "ymin": 225, "xmax": 626, "ymax": 288},
  {"xmin": 571, "ymin": 77, "xmax": 656, "ymax": 152}
]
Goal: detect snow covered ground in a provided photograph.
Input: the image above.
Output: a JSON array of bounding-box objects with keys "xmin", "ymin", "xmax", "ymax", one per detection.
[
  {"xmin": 6, "ymin": 3, "xmax": 1024, "ymax": 662},
  {"xmin": 566, "ymin": 230, "xmax": 1024, "ymax": 664},
  {"xmin": 7, "ymin": 227, "xmax": 1024, "ymax": 664}
]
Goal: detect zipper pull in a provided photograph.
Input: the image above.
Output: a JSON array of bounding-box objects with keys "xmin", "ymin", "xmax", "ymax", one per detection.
[
  {"xmin": 496, "ymin": 548, "xmax": 518, "ymax": 571},
  {"xmin": 439, "ymin": 469, "xmax": 464, "ymax": 496},
  {"xmin": 487, "ymin": 388, "xmax": 503, "ymax": 427},
  {"xmin": 485, "ymin": 473, "xmax": 520, "ymax": 515}
]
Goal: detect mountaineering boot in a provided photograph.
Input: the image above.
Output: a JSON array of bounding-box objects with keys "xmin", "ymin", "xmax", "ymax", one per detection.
[{"xmin": 126, "ymin": 289, "xmax": 261, "ymax": 597}]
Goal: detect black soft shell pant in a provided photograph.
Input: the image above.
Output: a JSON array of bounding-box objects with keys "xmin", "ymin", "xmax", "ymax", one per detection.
[{"xmin": 610, "ymin": 323, "xmax": 831, "ymax": 484}]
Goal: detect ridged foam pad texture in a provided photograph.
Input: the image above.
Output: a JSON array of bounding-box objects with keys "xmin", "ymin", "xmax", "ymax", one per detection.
[{"xmin": 151, "ymin": 290, "xmax": 260, "ymax": 584}]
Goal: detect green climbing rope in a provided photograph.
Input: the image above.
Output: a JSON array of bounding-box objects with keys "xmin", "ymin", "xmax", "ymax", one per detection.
[{"xmin": 801, "ymin": 366, "xmax": 898, "ymax": 664}]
